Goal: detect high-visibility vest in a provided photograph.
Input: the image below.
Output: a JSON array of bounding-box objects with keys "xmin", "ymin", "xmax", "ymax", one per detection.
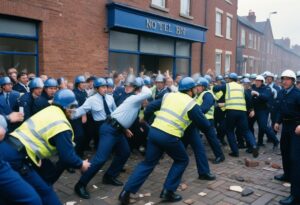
[
  {"xmin": 152, "ymin": 92, "xmax": 196, "ymax": 138},
  {"xmin": 225, "ymin": 82, "xmax": 246, "ymax": 111},
  {"xmin": 196, "ymin": 91, "xmax": 215, "ymax": 120},
  {"xmin": 10, "ymin": 106, "xmax": 74, "ymax": 166},
  {"xmin": 214, "ymin": 90, "xmax": 226, "ymax": 111}
]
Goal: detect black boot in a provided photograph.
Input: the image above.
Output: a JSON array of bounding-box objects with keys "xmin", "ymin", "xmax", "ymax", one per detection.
[
  {"xmin": 102, "ymin": 174, "xmax": 123, "ymax": 186},
  {"xmin": 229, "ymin": 152, "xmax": 239, "ymax": 157},
  {"xmin": 279, "ymin": 195, "xmax": 299, "ymax": 205},
  {"xmin": 274, "ymin": 174, "xmax": 289, "ymax": 182},
  {"xmin": 74, "ymin": 182, "xmax": 90, "ymax": 199},
  {"xmin": 252, "ymin": 146, "xmax": 259, "ymax": 158},
  {"xmin": 213, "ymin": 155, "xmax": 225, "ymax": 164},
  {"xmin": 199, "ymin": 173, "xmax": 216, "ymax": 181},
  {"xmin": 119, "ymin": 190, "xmax": 130, "ymax": 205},
  {"xmin": 160, "ymin": 189, "xmax": 182, "ymax": 202}
]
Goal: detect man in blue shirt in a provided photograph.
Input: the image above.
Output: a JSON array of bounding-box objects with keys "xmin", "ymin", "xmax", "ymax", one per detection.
[{"xmin": 74, "ymin": 78, "xmax": 151, "ymax": 199}]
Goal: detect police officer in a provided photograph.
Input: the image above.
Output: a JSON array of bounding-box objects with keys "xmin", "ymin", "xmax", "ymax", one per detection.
[
  {"xmin": 152, "ymin": 74, "xmax": 171, "ymax": 100},
  {"xmin": 71, "ymin": 78, "xmax": 116, "ymax": 152},
  {"xmin": 196, "ymin": 77, "xmax": 225, "ymax": 163},
  {"xmin": 71, "ymin": 75, "xmax": 88, "ymax": 157},
  {"xmin": 119, "ymin": 77, "xmax": 212, "ymax": 204},
  {"xmin": 33, "ymin": 78, "xmax": 58, "ymax": 114},
  {"xmin": 0, "ymin": 76, "xmax": 20, "ymax": 131},
  {"xmin": 273, "ymin": 70, "xmax": 300, "ymax": 205},
  {"xmin": 251, "ymin": 75, "xmax": 279, "ymax": 148},
  {"xmin": 0, "ymin": 89, "xmax": 90, "ymax": 205},
  {"xmin": 213, "ymin": 75, "xmax": 227, "ymax": 145},
  {"xmin": 106, "ymin": 78, "xmax": 114, "ymax": 95},
  {"xmin": 57, "ymin": 77, "xmax": 68, "ymax": 90},
  {"xmin": 213, "ymin": 73, "xmax": 259, "ymax": 158},
  {"xmin": 113, "ymin": 74, "xmax": 136, "ymax": 107},
  {"xmin": 18, "ymin": 77, "xmax": 44, "ymax": 120},
  {"xmin": 74, "ymin": 78, "xmax": 150, "ymax": 199}
]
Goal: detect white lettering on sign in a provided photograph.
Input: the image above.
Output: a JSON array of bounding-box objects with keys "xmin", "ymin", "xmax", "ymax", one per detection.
[{"xmin": 145, "ymin": 18, "xmax": 186, "ymax": 36}]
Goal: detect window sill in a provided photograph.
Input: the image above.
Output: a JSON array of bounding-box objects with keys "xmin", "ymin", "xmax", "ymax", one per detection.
[
  {"xmin": 226, "ymin": 37, "xmax": 232, "ymax": 40},
  {"xmin": 150, "ymin": 4, "xmax": 169, "ymax": 13},
  {"xmin": 179, "ymin": 13, "xmax": 194, "ymax": 20},
  {"xmin": 225, "ymin": 0, "xmax": 233, "ymax": 5},
  {"xmin": 215, "ymin": 34, "xmax": 224, "ymax": 38}
]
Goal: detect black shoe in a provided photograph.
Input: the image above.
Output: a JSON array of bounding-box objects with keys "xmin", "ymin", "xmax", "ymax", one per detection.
[
  {"xmin": 252, "ymin": 147, "xmax": 259, "ymax": 158},
  {"xmin": 198, "ymin": 173, "xmax": 216, "ymax": 181},
  {"xmin": 257, "ymin": 143, "xmax": 265, "ymax": 147},
  {"xmin": 245, "ymin": 148, "xmax": 253, "ymax": 153},
  {"xmin": 274, "ymin": 174, "xmax": 288, "ymax": 182},
  {"xmin": 213, "ymin": 155, "xmax": 225, "ymax": 164},
  {"xmin": 279, "ymin": 195, "xmax": 299, "ymax": 205},
  {"xmin": 119, "ymin": 190, "xmax": 130, "ymax": 205},
  {"xmin": 229, "ymin": 152, "xmax": 239, "ymax": 157},
  {"xmin": 102, "ymin": 174, "xmax": 123, "ymax": 186},
  {"xmin": 160, "ymin": 189, "xmax": 182, "ymax": 202},
  {"xmin": 66, "ymin": 168, "xmax": 75, "ymax": 174},
  {"xmin": 220, "ymin": 139, "xmax": 227, "ymax": 146},
  {"xmin": 74, "ymin": 182, "xmax": 90, "ymax": 199},
  {"xmin": 238, "ymin": 144, "xmax": 246, "ymax": 149}
]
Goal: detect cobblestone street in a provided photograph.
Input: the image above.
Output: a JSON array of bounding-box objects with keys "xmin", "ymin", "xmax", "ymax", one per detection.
[{"xmin": 56, "ymin": 140, "xmax": 288, "ymax": 205}]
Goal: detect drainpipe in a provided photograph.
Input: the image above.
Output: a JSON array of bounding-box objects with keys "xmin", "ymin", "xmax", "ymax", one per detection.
[{"xmin": 200, "ymin": 0, "xmax": 208, "ymax": 75}]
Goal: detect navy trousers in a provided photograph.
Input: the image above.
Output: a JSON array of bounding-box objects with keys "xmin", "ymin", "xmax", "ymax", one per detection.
[
  {"xmin": 79, "ymin": 122, "xmax": 130, "ymax": 186},
  {"xmin": 225, "ymin": 110, "xmax": 257, "ymax": 154},
  {"xmin": 203, "ymin": 120, "xmax": 224, "ymax": 158},
  {"xmin": 124, "ymin": 127, "xmax": 189, "ymax": 193},
  {"xmin": 182, "ymin": 124, "xmax": 210, "ymax": 175},
  {"xmin": 290, "ymin": 124, "xmax": 300, "ymax": 197},
  {"xmin": 0, "ymin": 160, "xmax": 42, "ymax": 205},
  {"xmin": 0, "ymin": 142, "xmax": 62, "ymax": 205}
]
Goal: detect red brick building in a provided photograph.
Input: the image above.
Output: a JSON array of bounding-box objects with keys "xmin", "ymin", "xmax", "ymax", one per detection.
[
  {"xmin": 237, "ymin": 11, "xmax": 300, "ymax": 75},
  {"xmin": 0, "ymin": 0, "xmax": 240, "ymax": 80}
]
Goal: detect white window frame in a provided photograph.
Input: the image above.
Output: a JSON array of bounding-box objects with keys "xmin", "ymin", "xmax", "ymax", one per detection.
[
  {"xmin": 225, "ymin": 0, "xmax": 233, "ymax": 4},
  {"xmin": 180, "ymin": 0, "xmax": 191, "ymax": 16},
  {"xmin": 225, "ymin": 51, "xmax": 232, "ymax": 74},
  {"xmin": 215, "ymin": 8, "xmax": 223, "ymax": 37},
  {"xmin": 257, "ymin": 36, "xmax": 260, "ymax": 50},
  {"xmin": 215, "ymin": 49, "xmax": 222, "ymax": 75},
  {"xmin": 253, "ymin": 35, "xmax": 257, "ymax": 50},
  {"xmin": 248, "ymin": 33, "xmax": 253, "ymax": 49},
  {"xmin": 151, "ymin": 0, "xmax": 165, "ymax": 8},
  {"xmin": 241, "ymin": 28, "xmax": 246, "ymax": 46},
  {"xmin": 226, "ymin": 13, "xmax": 233, "ymax": 40}
]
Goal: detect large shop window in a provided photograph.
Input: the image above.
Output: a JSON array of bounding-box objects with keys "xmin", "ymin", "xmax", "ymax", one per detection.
[
  {"xmin": 0, "ymin": 17, "xmax": 38, "ymax": 74},
  {"xmin": 109, "ymin": 31, "xmax": 191, "ymax": 76}
]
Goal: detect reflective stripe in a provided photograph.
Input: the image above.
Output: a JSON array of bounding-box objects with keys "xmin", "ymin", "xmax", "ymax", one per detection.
[
  {"xmin": 226, "ymin": 97, "xmax": 244, "ymax": 100},
  {"xmin": 26, "ymin": 119, "xmax": 53, "ymax": 154},
  {"xmin": 155, "ymin": 115, "xmax": 184, "ymax": 134},
  {"xmin": 182, "ymin": 100, "xmax": 196, "ymax": 117},
  {"xmin": 15, "ymin": 130, "xmax": 43, "ymax": 159},
  {"xmin": 39, "ymin": 120, "xmax": 70, "ymax": 134},
  {"xmin": 160, "ymin": 108, "xmax": 189, "ymax": 126},
  {"xmin": 225, "ymin": 103, "xmax": 246, "ymax": 106}
]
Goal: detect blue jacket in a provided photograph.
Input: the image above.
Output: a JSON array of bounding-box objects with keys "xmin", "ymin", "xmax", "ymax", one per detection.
[
  {"xmin": 13, "ymin": 83, "xmax": 29, "ymax": 94},
  {"xmin": 113, "ymin": 86, "xmax": 134, "ymax": 107},
  {"xmin": 18, "ymin": 92, "xmax": 35, "ymax": 120},
  {"xmin": 71, "ymin": 88, "xmax": 87, "ymax": 137},
  {"xmin": 33, "ymin": 92, "xmax": 52, "ymax": 114},
  {"xmin": 252, "ymin": 84, "xmax": 272, "ymax": 111},
  {"xmin": 0, "ymin": 90, "xmax": 20, "ymax": 115}
]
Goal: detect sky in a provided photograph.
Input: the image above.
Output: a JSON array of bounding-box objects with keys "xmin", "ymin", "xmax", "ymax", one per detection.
[{"xmin": 238, "ymin": 0, "xmax": 300, "ymax": 46}]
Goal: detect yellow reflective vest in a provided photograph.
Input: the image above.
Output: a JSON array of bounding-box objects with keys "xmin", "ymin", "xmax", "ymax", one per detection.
[
  {"xmin": 196, "ymin": 91, "xmax": 215, "ymax": 120},
  {"xmin": 152, "ymin": 92, "xmax": 196, "ymax": 138},
  {"xmin": 225, "ymin": 82, "xmax": 247, "ymax": 111},
  {"xmin": 10, "ymin": 106, "xmax": 74, "ymax": 167}
]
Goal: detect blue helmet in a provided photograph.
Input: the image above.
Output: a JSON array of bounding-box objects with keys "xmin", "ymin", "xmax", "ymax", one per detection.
[
  {"xmin": 197, "ymin": 77, "xmax": 209, "ymax": 88},
  {"xmin": 250, "ymin": 73, "xmax": 257, "ymax": 79},
  {"xmin": 94, "ymin": 78, "xmax": 107, "ymax": 88},
  {"xmin": 143, "ymin": 76, "xmax": 152, "ymax": 86},
  {"xmin": 44, "ymin": 78, "xmax": 58, "ymax": 88},
  {"xmin": 0, "ymin": 77, "xmax": 12, "ymax": 86},
  {"xmin": 241, "ymin": 78, "xmax": 251, "ymax": 84},
  {"xmin": 53, "ymin": 89, "xmax": 78, "ymax": 109},
  {"xmin": 29, "ymin": 78, "xmax": 44, "ymax": 89},
  {"xmin": 215, "ymin": 75, "xmax": 223, "ymax": 81},
  {"xmin": 134, "ymin": 77, "xmax": 144, "ymax": 88},
  {"xmin": 243, "ymin": 73, "xmax": 250, "ymax": 78},
  {"xmin": 204, "ymin": 75, "xmax": 212, "ymax": 84},
  {"xmin": 74, "ymin": 75, "xmax": 86, "ymax": 84},
  {"xmin": 106, "ymin": 78, "xmax": 114, "ymax": 88},
  {"xmin": 124, "ymin": 74, "xmax": 136, "ymax": 86},
  {"xmin": 155, "ymin": 74, "xmax": 165, "ymax": 82},
  {"xmin": 178, "ymin": 77, "xmax": 196, "ymax": 91},
  {"xmin": 229, "ymin": 72, "xmax": 238, "ymax": 81}
]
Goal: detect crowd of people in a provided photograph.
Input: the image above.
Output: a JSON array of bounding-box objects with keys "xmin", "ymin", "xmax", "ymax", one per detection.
[{"xmin": 0, "ymin": 66, "xmax": 299, "ymax": 205}]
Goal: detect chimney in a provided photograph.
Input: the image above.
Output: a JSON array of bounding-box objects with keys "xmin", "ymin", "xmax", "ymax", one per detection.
[
  {"xmin": 247, "ymin": 10, "xmax": 256, "ymax": 23},
  {"xmin": 282, "ymin": 38, "xmax": 291, "ymax": 49}
]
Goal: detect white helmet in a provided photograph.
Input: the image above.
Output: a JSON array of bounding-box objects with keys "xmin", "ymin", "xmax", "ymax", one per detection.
[
  {"xmin": 264, "ymin": 71, "xmax": 275, "ymax": 78},
  {"xmin": 281, "ymin": 69, "xmax": 296, "ymax": 81},
  {"xmin": 255, "ymin": 75, "xmax": 265, "ymax": 84},
  {"xmin": 297, "ymin": 71, "xmax": 300, "ymax": 77}
]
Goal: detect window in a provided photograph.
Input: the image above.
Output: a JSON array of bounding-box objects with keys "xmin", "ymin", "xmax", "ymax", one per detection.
[
  {"xmin": 257, "ymin": 36, "xmax": 260, "ymax": 50},
  {"xmin": 226, "ymin": 16, "xmax": 232, "ymax": 39},
  {"xmin": 109, "ymin": 52, "xmax": 138, "ymax": 74},
  {"xmin": 225, "ymin": 53, "xmax": 231, "ymax": 73},
  {"xmin": 152, "ymin": 0, "xmax": 165, "ymax": 8},
  {"xmin": 241, "ymin": 29, "xmax": 246, "ymax": 46},
  {"xmin": 0, "ymin": 18, "xmax": 38, "ymax": 74},
  {"xmin": 248, "ymin": 33, "xmax": 253, "ymax": 48},
  {"xmin": 109, "ymin": 31, "xmax": 138, "ymax": 51},
  {"xmin": 215, "ymin": 51, "xmax": 222, "ymax": 75},
  {"xmin": 215, "ymin": 10, "xmax": 223, "ymax": 36},
  {"xmin": 140, "ymin": 35, "xmax": 174, "ymax": 55},
  {"xmin": 176, "ymin": 58, "xmax": 189, "ymax": 76},
  {"xmin": 180, "ymin": 0, "xmax": 191, "ymax": 16},
  {"xmin": 253, "ymin": 35, "xmax": 257, "ymax": 50},
  {"xmin": 176, "ymin": 41, "xmax": 190, "ymax": 57}
]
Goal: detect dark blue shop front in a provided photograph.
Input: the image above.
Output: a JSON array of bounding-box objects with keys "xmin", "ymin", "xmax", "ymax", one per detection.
[{"xmin": 107, "ymin": 3, "xmax": 207, "ymax": 77}]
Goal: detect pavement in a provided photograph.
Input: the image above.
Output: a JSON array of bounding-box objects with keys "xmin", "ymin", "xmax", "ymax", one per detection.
[{"xmin": 55, "ymin": 139, "xmax": 289, "ymax": 205}]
